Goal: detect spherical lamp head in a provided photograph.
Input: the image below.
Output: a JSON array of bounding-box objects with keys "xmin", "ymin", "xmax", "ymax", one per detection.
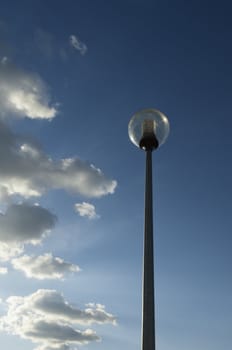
[{"xmin": 128, "ymin": 108, "xmax": 170, "ymax": 151}]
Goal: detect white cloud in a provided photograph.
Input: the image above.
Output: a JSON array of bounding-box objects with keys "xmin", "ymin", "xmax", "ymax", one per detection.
[
  {"xmin": 35, "ymin": 345, "xmax": 75, "ymax": 350},
  {"xmin": 0, "ymin": 122, "xmax": 117, "ymax": 200},
  {"xmin": 0, "ymin": 289, "xmax": 116, "ymax": 349},
  {"xmin": 0, "ymin": 267, "xmax": 8, "ymax": 274},
  {"xmin": 0, "ymin": 242, "xmax": 24, "ymax": 261},
  {"xmin": 26, "ymin": 289, "xmax": 117, "ymax": 326},
  {"xmin": 12, "ymin": 253, "xmax": 80, "ymax": 280},
  {"xmin": 0, "ymin": 203, "xmax": 56, "ymax": 261},
  {"xmin": 70, "ymin": 35, "xmax": 87, "ymax": 55},
  {"xmin": 0, "ymin": 59, "xmax": 57, "ymax": 120},
  {"xmin": 74, "ymin": 202, "xmax": 99, "ymax": 219},
  {"xmin": 25, "ymin": 321, "xmax": 99, "ymax": 344}
]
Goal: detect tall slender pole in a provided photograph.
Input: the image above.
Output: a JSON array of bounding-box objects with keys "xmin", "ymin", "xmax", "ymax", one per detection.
[
  {"xmin": 142, "ymin": 149, "xmax": 155, "ymax": 350},
  {"xmin": 129, "ymin": 108, "xmax": 169, "ymax": 350}
]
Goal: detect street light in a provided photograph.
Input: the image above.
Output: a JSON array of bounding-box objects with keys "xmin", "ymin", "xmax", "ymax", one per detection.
[{"xmin": 128, "ymin": 108, "xmax": 170, "ymax": 350}]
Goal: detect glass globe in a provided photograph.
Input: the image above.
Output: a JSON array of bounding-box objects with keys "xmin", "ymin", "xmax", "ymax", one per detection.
[{"xmin": 128, "ymin": 108, "xmax": 170, "ymax": 150}]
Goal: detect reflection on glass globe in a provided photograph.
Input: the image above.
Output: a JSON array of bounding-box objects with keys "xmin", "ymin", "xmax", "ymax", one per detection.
[{"xmin": 128, "ymin": 108, "xmax": 170, "ymax": 150}]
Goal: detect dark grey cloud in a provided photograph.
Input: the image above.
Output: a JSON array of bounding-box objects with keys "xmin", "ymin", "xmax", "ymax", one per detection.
[
  {"xmin": 0, "ymin": 203, "xmax": 56, "ymax": 261},
  {"xmin": 0, "ymin": 204, "xmax": 56, "ymax": 243}
]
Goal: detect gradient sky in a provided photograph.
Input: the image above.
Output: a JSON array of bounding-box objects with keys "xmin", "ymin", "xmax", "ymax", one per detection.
[{"xmin": 0, "ymin": 1, "xmax": 231, "ymax": 350}]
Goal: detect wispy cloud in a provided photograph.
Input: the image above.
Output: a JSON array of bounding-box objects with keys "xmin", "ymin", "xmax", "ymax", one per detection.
[
  {"xmin": 69, "ymin": 35, "xmax": 87, "ymax": 55},
  {"xmin": 12, "ymin": 253, "xmax": 80, "ymax": 280},
  {"xmin": 0, "ymin": 289, "xmax": 116, "ymax": 349},
  {"xmin": 34, "ymin": 29, "xmax": 67, "ymax": 62},
  {"xmin": 0, "ymin": 59, "xmax": 57, "ymax": 120},
  {"xmin": 34, "ymin": 28, "xmax": 55, "ymax": 59},
  {"xmin": 74, "ymin": 202, "xmax": 99, "ymax": 219},
  {"xmin": 34, "ymin": 29, "xmax": 88, "ymax": 61}
]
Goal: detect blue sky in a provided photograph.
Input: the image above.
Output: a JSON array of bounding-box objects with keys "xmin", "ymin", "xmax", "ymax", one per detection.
[{"xmin": 0, "ymin": 1, "xmax": 231, "ymax": 350}]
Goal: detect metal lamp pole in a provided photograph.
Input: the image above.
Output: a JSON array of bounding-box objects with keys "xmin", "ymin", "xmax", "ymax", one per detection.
[
  {"xmin": 142, "ymin": 149, "xmax": 155, "ymax": 350},
  {"xmin": 128, "ymin": 109, "xmax": 169, "ymax": 350},
  {"xmin": 140, "ymin": 122, "xmax": 158, "ymax": 350}
]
